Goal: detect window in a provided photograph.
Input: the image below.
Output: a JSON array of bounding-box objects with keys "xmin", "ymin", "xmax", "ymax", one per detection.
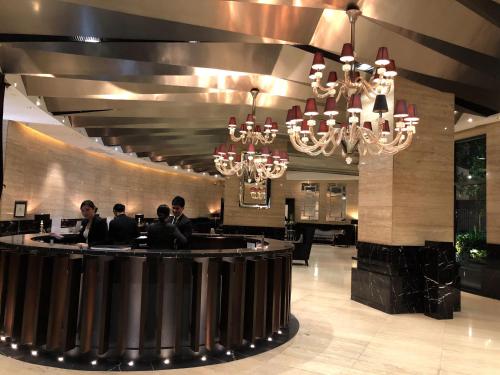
[
  {"xmin": 300, "ymin": 183, "xmax": 319, "ymax": 220},
  {"xmin": 326, "ymin": 184, "xmax": 346, "ymax": 221}
]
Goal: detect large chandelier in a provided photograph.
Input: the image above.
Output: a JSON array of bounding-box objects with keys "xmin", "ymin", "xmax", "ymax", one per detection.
[
  {"xmin": 286, "ymin": 5, "xmax": 419, "ymax": 164},
  {"xmin": 213, "ymin": 144, "xmax": 288, "ymax": 183},
  {"xmin": 227, "ymin": 88, "xmax": 279, "ymax": 145}
]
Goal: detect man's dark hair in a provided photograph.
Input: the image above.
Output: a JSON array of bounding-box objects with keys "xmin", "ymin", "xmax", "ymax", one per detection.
[
  {"xmin": 113, "ymin": 203, "xmax": 125, "ymax": 213},
  {"xmin": 157, "ymin": 204, "xmax": 170, "ymax": 220},
  {"xmin": 172, "ymin": 196, "xmax": 185, "ymax": 208}
]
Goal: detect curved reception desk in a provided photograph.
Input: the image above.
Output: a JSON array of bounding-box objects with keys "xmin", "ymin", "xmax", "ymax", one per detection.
[{"xmin": 0, "ymin": 234, "xmax": 294, "ymax": 369}]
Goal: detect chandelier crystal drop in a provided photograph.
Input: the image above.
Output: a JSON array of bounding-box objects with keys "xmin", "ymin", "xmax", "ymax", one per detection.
[
  {"xmin": 228, "ymin": 88, "xmax": 278, "ymax": 145},
  {"xmin": 213, "ymin": 143, "xmax": 288, "ymax": 183},
  {"xmin": 287, "ymin": 5, "xmax": 419, "ymax": 163}
]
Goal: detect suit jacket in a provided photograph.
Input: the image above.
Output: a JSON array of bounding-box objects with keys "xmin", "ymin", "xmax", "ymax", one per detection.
[
  {"xmin": 78, "ymin": 216, "xmax": 108, "ymax": 246},
  {"xmin": 108, "ymin": 214, "xmax": 139, "ymax": 245},
  {"xmin": 147, "ymin": 221, "xmax": 175, "ymax": 249},
  {"xmin": 166, "ymin": 214, "xmax": 192, "ymax": 249}
]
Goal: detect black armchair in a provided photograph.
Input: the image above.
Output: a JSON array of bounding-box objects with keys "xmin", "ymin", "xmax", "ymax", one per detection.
[{"xmin": 292, "ymin": 227, "xmax": 315, "ymax": 266}]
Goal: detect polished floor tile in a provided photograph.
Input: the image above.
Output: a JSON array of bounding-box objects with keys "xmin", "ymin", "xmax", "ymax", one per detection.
[{"xmin": 1, "ymin": 245, "xmax": 499, "ymax": 375}]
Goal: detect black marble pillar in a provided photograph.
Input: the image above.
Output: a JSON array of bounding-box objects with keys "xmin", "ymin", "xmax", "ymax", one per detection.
[
  {"xmin": 351, "ymin": 241, "xmax": 461, "ymax": 319},
  {"xmin": 422, "ymin": 241, "xmax": 461, "ymax": 319}
]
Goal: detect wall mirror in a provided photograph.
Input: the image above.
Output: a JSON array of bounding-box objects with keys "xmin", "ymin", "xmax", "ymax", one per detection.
[
  {"xmin": 239, "ymin": 175, "xmax": 271, "ymax": 208},
  {"xmin": 326, "ymin": 183, "xmax": 347, "ymax": 221},
  {"xmin": 300, "ymin": 183, "xmax": 319, "ymax": 220}
]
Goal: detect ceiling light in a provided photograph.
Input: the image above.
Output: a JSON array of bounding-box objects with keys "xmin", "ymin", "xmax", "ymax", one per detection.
[
  {"xmin": 250, "ymin": 343, "xmax": 255, "ymax": 348},
  {"xmin": 114, "ymin": 147, "xmax": 119, "ymax": 151},
  {"xmin": 129, "ymin": 153, "xmax": 134, "ymax": 156},
  {"xmin": 94, "ymin": 138, "xmax": 99, "ymax": 142},
  {"xmin": 267, "ymin": 337, "xmax": 273, "ymax": 342},
  {"xmin": 11, "ymin": 343, "xmax": 18, "ymax": 350},
  {"xmin": 31, "ymin": 350, "xmax": 38, "ymax": 357},
  {"xmin": 454, "ymin": 110, "xmax": 458, "ymax": 114},
  {"xmin": 444, "ymin": 127, "xmax": 447, "ymax": 130},
  {"xmin": 127, "ymin": 360, "xmax": 134, "ymax": 367},
  {"xmin": 202, "ymin": 172, "xmax": 207, "ymax": 175},
  {"xmin": 0, "ymin": 336, "xmax": 6, "ymax": 342},
  {"xmin": 91, "ymin": 360, "xmax": 97, "ymax": 366},
  {"xmin": 57, "ymin": 356, "xmax": 64, "ymax": 362},
  {"xmin": 163, "ymin": 358, "xmax": 170, "ymax": 365},
  {"xmin": 214, "ymin": 174, "xmax": 219, "ymax": 178},
  {"xmin": 201, "ymin": 355, "xmax": 207, "ymax": 362},
  {"xmin": 227, "ymin": 88, "xmax": 278, "ymax": 146},
  {"xmin": 188, "ymin": 40, "xmax": 199, "ymax": 43},
  {"xmin": 13, "ymin": 82, "xmax": 17, "ymax": 88},
  {"xmin": 214, "ymin": 144, "xmax": 288, "ymax": 183},
  {"xmin": 468, "ymin": 118, "xmax": 473, "ymax": 123},
  {"xmin": 173, "ymin": 165, "xmax": 179, "ymax": 170},
  {"xmin": 278, "ymin": 330, "xmax": 283, "ymax": 335},
  {"xmin": 467, "ymin": 175, "xmax": 472, "ymax": 179},
  {"xmin": 357, "ymin": 63, "xmax": 373, "ymax": 71},
  {"xmin": 75, "ymin": 36, "xmax": 101, "ymax": 43},
  {"xmin": 61, "ymin": 118, "xmax": 65, "ymax": 123},
  {"xmin": 35, "ymin": 98, "xmax": 41, "ymax": 106},
  {"xmin": 295, "ymin": 4, "xmax": 416, "ymax": 164}
]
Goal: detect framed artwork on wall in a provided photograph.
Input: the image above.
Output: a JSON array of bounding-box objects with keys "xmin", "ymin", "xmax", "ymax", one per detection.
[{"xmin": 14, "ymin": 200, "xmax": 28, "ymax": 218}]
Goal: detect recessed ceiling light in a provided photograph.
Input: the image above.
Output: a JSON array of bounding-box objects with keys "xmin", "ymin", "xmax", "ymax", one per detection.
[
  {"xmin": 163, "ymin": 358, "xmax": 170, "ymax": 365},
  {"xmin": 201, "ymin": 355, "xmax": 207, "ymax": 362},
  {"xmin": 95, "ymin": 138, "xmax": 99, "ymax": 142},
  {"xmin": 127, "ymin": 360, "xmax": 134, "ymax": 367},
  {"xmin": 453, "ymin": 110, "xmax": 458, "ymax": 114},
  {"xmin": 36, "ymin": 98, "xmax": 41, "ymax": 106},
  {"xmin": 173, "ymin": 165, "xmax": 179, "ymax": 169},
  {"xmin": 444, "ymin": 127, "xmax": 447, "ymax": 130},
  {"xmin": 13, "ymin": 82, "xmax": 17, "ymax": 88},
  {"xmin": 188, "ymin": 40, "xmax": 199, "ymax": 44},
  {"xmin": 114, "ymin": 146, "xmax": 119, "ymax": 151},
  {"xmin": 10, "ymin": 343, "xmax": 18, "ymax": 350},
  {"xmin": 468, "ymin": 118, "xmax": 473, "ymax": 123},
  {"xmin": 91, "ymin": 359, "xmax": 97, "ymax": 366},
  {"xmin": 31, "ymin": 350, "xmax": 38, "ymax": 357},
  {"xmin": 57, "ymin": 356, "xmax": 64, "ymax": 362},
  {"xmin": 75, "ymin": 36, "xmax": 101, "ymax": 43}
]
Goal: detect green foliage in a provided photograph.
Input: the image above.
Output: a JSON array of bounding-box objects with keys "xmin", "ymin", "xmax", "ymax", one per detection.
[{"xmin": 456, "ymin": 230, "xmax": 487, "ymax": 261}]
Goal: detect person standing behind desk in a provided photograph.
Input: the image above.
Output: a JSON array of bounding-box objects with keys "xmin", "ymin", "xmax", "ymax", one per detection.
[
  {"xmin": 77, "ymin": 200, "xmax": 108, "ymax": 248},
  {"xmin": 108, "ymin": 203, "xmax": 139, "ymax": 245},
  {"xmin": 147, "ymin": 205, "xmax": 185, "ymax": 249},
  {"xmin": 167, "ymin": 196, "xmax": 192, "ymax": 249}
]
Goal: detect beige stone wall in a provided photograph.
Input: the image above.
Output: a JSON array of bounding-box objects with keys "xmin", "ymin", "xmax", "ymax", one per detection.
[
  {"xmin": 358, "ymin": 77, "xmax": 454, "ymax": 246},
  {"xmin": 284, "ymin": 180, "xmax": 358, "ymax": 224},
  {"xmin": 222, "ymin": 174, "xmax": 286, "ymax": 228},
  {"xmin": 0, "ymin": 122, "xmax": 224, "ymax": 222},
  {"xmin": 456, "ymin": 121, "xmax": 500, "ymax": 245}
]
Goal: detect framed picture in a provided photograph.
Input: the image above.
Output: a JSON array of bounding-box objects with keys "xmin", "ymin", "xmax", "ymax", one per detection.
[
  {"xmin": 239, "ymin": 176, "xmax": 271, "ymax": 209},
  {"xmin": 14, "ymin": 200, "xmax": 27, "ymax": 218}
]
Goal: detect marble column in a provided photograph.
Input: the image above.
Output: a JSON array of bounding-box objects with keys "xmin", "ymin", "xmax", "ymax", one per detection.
[{"xmin": 352, "ymin": 77, "xmax": 459, "ymax": 317}]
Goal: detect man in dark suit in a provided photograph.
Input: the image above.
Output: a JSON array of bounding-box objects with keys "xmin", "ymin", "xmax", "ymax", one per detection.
[
  {"xmin": 108, "ymin": 203, "xmax": 139, "ymax": 245},
  {"xmin": 167, "ymin": 196, "xmax": 192, "ymax": 249},
  {"xmin": 147, "ymin": 205, "xmax": 184, "ymax": 249}
]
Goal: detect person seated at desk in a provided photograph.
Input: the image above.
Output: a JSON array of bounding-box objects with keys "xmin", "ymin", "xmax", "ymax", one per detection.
[
  {"xmin": 166, "ymin": 196, "xmax": 192, "ymax": 249},
  {"xmin": 108, "ymin": 203, "xmax": 139, "ymax": 245},
  {"xmin": 147, "ymin": 205, "xmax": 187, "ymax": 249}
]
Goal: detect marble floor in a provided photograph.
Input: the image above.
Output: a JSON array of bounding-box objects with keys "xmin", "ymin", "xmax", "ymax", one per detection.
[{"xmin": 1, "ymin": 244, "xmax": 499, "ymax": 375}]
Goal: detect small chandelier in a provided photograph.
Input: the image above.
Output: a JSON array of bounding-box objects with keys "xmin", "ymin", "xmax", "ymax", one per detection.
[
  {"xmin": 227, "ymin": 88, "xmax": 279, "ymax": 145},
  {"xmin": 213, "ymin": 144, "xmax": 288, "ymax": 182},
  {"xmin": 286, "ymin": 4, "xmax": 419, "ymax": 164}
]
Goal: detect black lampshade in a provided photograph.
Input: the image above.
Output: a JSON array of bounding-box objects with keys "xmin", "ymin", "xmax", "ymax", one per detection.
[{"xmin": 373, "ymin": 94, "xmax": 388, "ymax": 113}]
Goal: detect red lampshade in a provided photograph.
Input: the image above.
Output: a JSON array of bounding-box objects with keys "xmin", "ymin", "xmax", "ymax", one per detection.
[
  {"xmin": 286, "ymin": 109, "xmax": 294, "ymax": 124},
  {"xmin": 234, "ymin": 153, "xmax": 241, "ymax": 162},
  {"xmin": 239, "ymin": 123, "xmax": 247, "ymax": 133},
  {"xmin": 218, "ymin": 144, "xmax": 227, "ymax": 155},
  {"xmin": 264, "ymin": 117, "xmax": 273, "ymax": 128},
  {"xmin": 254, "ymin": 125, "xmax": 262, "ymax": 133},
  {"xmin": 282, "ymin": 151, "xmax": 289, "ymax": 162},
  {"xmin": 384, "ymin": 59, "xmax": 397, "ymax": 77},
  {"xmin": 272, "ymin": 150, "xmax": 280, "ymax": 159},
  {"xmin": 312, "ymin": 52, "xmax": 326, "ymax": 70},
  {"xmin": 394, "ymin": 99, "xmax": 408, "ymax": 118},
  {"xmin": 228, "ymin": 116, "xmax": 237, "ymax": 128},
  {"xmin": 324, "ymin": 97, "xmax": 339, "ymax": 116},
  {"xmin": 381, "ymin": 120, "xmax": 391, "ymax": 134},
  {"xmin": 213, "ymin": 147, "xmax": 219, "ymax": 157},
  {"xmin": 405, "ymin": 104, "xmax": 419, "ymax": 122},
  {"xmin": 340, "ymin": 43, "xmax": 354, "ymax": 63},
  {"xmin": 340, "ymin": 123, "xmax": 348, "ymax": 130},
  {"xmin": 309, "ymin": 68, "xmax": 316, "ymax": 80},
  {"xmin": 326, "ymin": 71, "xmax": 338, "ymax": 87},
  {"xmin": 261, "ymin": 147, "xmax": 271, "ymax": 156},
  {"xmin": 293, "ymin": 105, "xmax": 303, "ymax": 122},
  {"xmin": 247, "ymin": 143, "xmax": 256, "ymax": 154},
  {"xmin": 318, "ymin": 120, "xmax": 329, "ymax": 135},
  {"xmin": 271, "ymin": 122, "xmax": 279, "ymax": 132},
  {"xmin": 363, "ymin": 121, "xmax": 373, "ymax": 131},
  {"xmin": 304, "ymin": 98, "xmax": 319, "ymax": 116},
  {"xmin": 300, "ymin": 121, "xmax": 310, "ymax": 134},
  {"xmin": 375, "ymin": 47, "xmax": 390, "ymax": 66},
  {"xmin": 347, "ymin": 94, "xmax": 362, "ymax": 113},
  {"xmin": 227, "ymin": 144, "xmax": 236, "ymax": 155},
  {"xmin": 246, "ymin": 113, "xmax": 254, "ymax": 124},
  {"xmin": 266, "ymin": 156, "xmax": 274, "ymax": 165}
]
